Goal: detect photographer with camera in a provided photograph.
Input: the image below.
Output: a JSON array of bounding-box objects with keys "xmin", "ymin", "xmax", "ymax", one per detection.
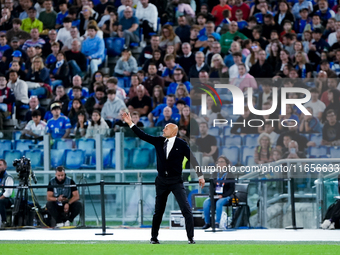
[
  {"xmin": 46, "ymin": 166, "xmax": 82, "ymax": 227},
  {"xmin": 0, "ymin": 159, "xmax": 14, "ymax": 228}
]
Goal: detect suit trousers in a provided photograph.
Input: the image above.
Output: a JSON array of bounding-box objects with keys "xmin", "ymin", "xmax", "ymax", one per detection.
[{"xmin": 152, "ymin": 176, "xmax": 194, "ymax": 240}]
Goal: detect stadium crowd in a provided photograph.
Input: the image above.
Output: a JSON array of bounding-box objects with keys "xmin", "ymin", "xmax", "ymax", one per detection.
[{"xmin": 0, "ymin": 0, "xmax": 340, "ymax": 164}]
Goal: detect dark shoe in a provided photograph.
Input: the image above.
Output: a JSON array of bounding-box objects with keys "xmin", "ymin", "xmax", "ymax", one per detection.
[
  {"xmin": 202, "ymin": 223, "xmax": 211, "ymax": 229},
  {"xmin": 214, "ymin": 223, "xmax": 219, "ymax": 229},
  {"xmin": 188, "ymin": 239, "xmax": 196, "ymax": 244},
  {"xmin": 150, "ymin": 238, "xmax": 160, "ymax": 244}
]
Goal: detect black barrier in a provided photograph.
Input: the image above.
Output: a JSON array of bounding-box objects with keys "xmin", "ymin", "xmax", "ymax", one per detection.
[{"xmin": 96, "ymin": 180, "xmax": 113, "ymax": 235}]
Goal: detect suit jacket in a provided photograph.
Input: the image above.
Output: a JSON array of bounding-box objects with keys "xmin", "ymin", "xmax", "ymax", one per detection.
[{"xmin": 131, "ymin": 125, "xmax": 203, "ymax": 179}]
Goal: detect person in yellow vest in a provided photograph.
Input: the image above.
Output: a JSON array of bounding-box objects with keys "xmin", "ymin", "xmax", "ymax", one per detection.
[{"xmin": 21, "ymin": 7, "xmax": 43, "ymax": 33}]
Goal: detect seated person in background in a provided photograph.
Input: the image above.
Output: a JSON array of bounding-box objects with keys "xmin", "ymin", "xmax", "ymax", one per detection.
[
  {"xmin": 196, "ymin": 122, "xmax": 218, "ymax": 167},
  {"xmin": 148, "ymin": 94, "xmax": 178, "ymax": 127},
  {"xmin": 46, "ymin": 166, "xmax": 82, "ymax": 227},
  {"xmin": 24, "ymin": 96, "xmax": 46, "ymax": 123},
  {"xmin": 21, "ymin": 110, "xmax": 46, "ymax": 140},
  {"xmin": 162, "ymin": 54, "xmax": 182, "ymax": 84},
  {"xmin": 85, "ymin": 110, "xmax": 110, "ymax": 138},
  {"xmin": 48, "ymin": 85, "xmax": 69, "ymax": 117},
  {"xmin": 304, "ymin": 88, "xmax": 326, "ymax": 121},
  {"xmin": 44, "ymin": 101, "xmax": 65, "ymax": 122},
  {"xmin": 74, "ymin": 111, "xmax": 88, "ymax": 138},
  {"xmin": 68, "ymin": 75, "xmax": 89, "ymax": 99},
  {"xmin": 272, "ymin": 148, "xmax": 282, "ymax": 162},
  {"xmin": 106, "ymin": 77, "xmax": 126, "ymax": 101},
  {"xmin": 114, "ymin": 109, "xmax": 144, "ymax": 131},
  {"xmin": 65, "ymin": 39, "xmax": 87, "ymax": 78},
  {"xmin": 0, "ymin": 74, "xmax": 15, "ymax": 135},
  {"xmin": 282, "ymin": 140, "xmax": 306, "ymax": 159},
  {"xmin": 321, "ymin": 174, "xmax": 340, "ymax": 230},
  {"xmin": 45, "ymin": 42, "xmax": 59, "ymax": 69},
  {"xmin": 321, "ymin": 109, "xmax": 340, "ymax": 146},
  {"xmin": 84, "ymin": 86, "xmax": 107, "ymax": 116},
  {"xmin": 68, "ymin": 86, "xmax": 86, "ymax": 112},
  {"xmin": 155, "ymin": 106, "xmax": 177, "ymax": 127},
  {"xmin": 231, "ymin": 106, "xmax": 260, "ymax": 135},
  {"xmin": 46, "ymin": 103, "xmax": 71, "ymax": 139},
  {"xmin": 49, "ymin": 52, "xmax": 70, "ymax": 89},
  {"xmin": 254, "ymin": 133, "xmax": 274, "ymax": 164},
  {"xmin": 0, "ymin": 159, "xmax": 14, "ymax": 228},
  {"xmin": 127, "ymin": 74, "xmax": 150, "ymax": 99},
  {"xmin": 126, "ymin": 85, "xmax": 152, "ymax": 117},
  {"xmin": 299, "ymin": 107, "xmax": 322, "ymax": 133},
  {"xmin": 101, "ymin": 88, "xmax": 126, "ymax": 122},
  {"xmin": 202, "ymin": 156, "xmax": 235, "ymax": 229}
]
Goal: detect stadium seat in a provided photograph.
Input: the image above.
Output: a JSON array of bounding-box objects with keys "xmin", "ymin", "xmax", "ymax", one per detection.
[
  {"xmin": 65, "ymin": 149, "xmax": 85, "ymax": 169},
  {"xmin": 24, "ymin": 150, "xmax": 43, "ymax": 169},
  {"xmin": 223, "ymin": 126, "xmax": 231, "ymax": 136},
  {"xmin": 222, "ymin": 105, "xmax": 233, "ymax": 116},
  {"xmin": 208, "ymin": 127, "xmax": 220, "ymax": 137},
  {"xmin": 55, "ymin": 139, "xmax": 74, "ymax": 150},
  {"xmin": 81, "ymin": 150, "xmax": 96, "ymax": 169},
  {"xmin": 124, "ymin": 137, "xmax": 137, "ymax": 150},
  {"xmin": 215, "ymin": 136, "xmax": 222, "ymax": 147},
  {"xmin": 310, "ymin": 133, "xmax": 322, "ymax": 146},
  {"xmin": 0, "ymin": 140, "xmax": 12, "ymax": 158},
  {"xmin": 110, "ymin": 149, "xmax": 130, "ymax": 169},
  {"xmin": 13, "ymin": 131, "xmax": 22, "ymax": 140},
  {"xmin": 243, "ymin": 134, "xmax": 260, "ymax": 147},
  {"xmin": 102, "ymin": 138, "xmax": 115, "ymax": 149},
  {"xmin": 103, "ymin": 148, "xmax": 112, "ymax": 168},
  {"xmin": 50, "ymin": 149, "xmax": 65, "ymax": 168},
  {"xmin": 309, "ymin": 146, "xmax": 329, "ymax": 158},
  {"xmin": 329, "ymin": 147, "xmax": 340, "ymax": 158},
  {"xmin": 224, "ymin": 135, "xmax": 242, "ymax": 146},
  {"xmin": 130, "ymin": 148, "xmax": 152, "ymax": 169},
  {"xmin": 241, "ymin": 146, "xmax": 256, "ymax": 166},
  {"xmin": 76, "ymin": 138, "xmax": 95, "ymax": 156},
  {"xmin": 140, "ymin": 140, "xmax": 154, "ymax": 149},
  {"xmin": 220, "ymin": 146, "xmax": 239, "ymax": 166},
  {"xmin": 245, "ymin": 156, "xmax": 256, "ymax": 166},
  {"xmin": 15, "ymin": 140, "xmax": 34, "ymax": 152},
  {"xmin": 4, "ymin": 150, "xmax": 23, "ymax": 169}
]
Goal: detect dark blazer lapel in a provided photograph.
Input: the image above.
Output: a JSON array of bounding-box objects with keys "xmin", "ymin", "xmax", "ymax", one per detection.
[{"xmin": 167, "ymin": 138, "xmax": 178, "ymax": 159}]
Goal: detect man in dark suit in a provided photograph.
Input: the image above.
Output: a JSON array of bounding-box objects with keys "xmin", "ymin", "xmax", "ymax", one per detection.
[{"xmin": 122, "ymin": 112, "xmax": 205, "ymax": 244}]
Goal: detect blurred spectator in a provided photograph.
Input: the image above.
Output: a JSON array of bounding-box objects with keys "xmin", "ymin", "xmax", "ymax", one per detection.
[
  {"xmin": 231, "ymin": 63, "xmax": 257, "ymax": 91},
  {"xmin": 0, "ymin": 8, "xmax": 13, "ymax": 31},
  {"xmin": 292, "ymin": 0, "xmax": 313, "ymax": 19},
  {"xmin": 56, "ymin": 17, "xmax": 72, "ymax": 46},
  {"xmin": 231, "ymin": 0, "xmax": 250, "ymax": 21},
  {"xmin": 167, "ymin": 68, "xmax": 190, "ymax": 95},
  {"xmin": 322, "ymin": 109, "xmax": 340, "ymax": 145},
  {"xmin": 89, "ymin": 71, "xmax": 104, "ymax": 94},
  {"xmin": 278, "ymin": 105, "xmax": 300, "ymax": 132},
  {"xmin": 85, "ymin": 110, "xmax": 109, "ymax": 138},
  {"xmin": 127, "ymin": 74, "xmax": 150, "ymax": 99},
  {"xmin": 21, "ymin": 7, "xmax": 43, "ymax": 33},
  {"xmin": 136, "ymin": 0, "xmax": 158, "ymax": 39},
  {"xmin": 106, "ymin": 77, "xmax": 126, "ymax": 102},
  {"xmin": 49, "ymin": 85, "xmax": 69, "ymax": 116},
  {"xmin": 229, "ymin": 51, "xmax": 248, "ymax": 78},
  {"xmin": 148, "ymin": 94, "xmax": 178, "ymax": 127},
  {"xmin": 142, "ymin": 49, "xmax": 164, "ymax": 75},
  {"xmin": 272, "ymin": 148, "xmax": 282, "ymax": 162},
  {"xmin": 177, "ymin": 43, "xmax": 196, "ymax": 75},
  {"xmin": 81, "ymin": 25, "xmax": 105, "ymax": 77},
  {"xmin": 74, "ymin": 111, "xmax": 88, "ymax": 138},
  {"xmin": 26, "ymin": 56, "xmax": 51, "ymax": 85},
  {"xmin": 175, "ymin": 84, "xmax": 191, "ymax": 106},
  {"xmin": 117, "ymin": 0, "xmax": 135, "ymax": 19},
  {"xmin": 5, "ymin": 19, "xmax": 30, "ymax": 45},
  {"xmin": 249, "ymin": 49, "xmax": 273, "ymax": 78},
  {"xmin": 220, "ymin": 21, "xmax": 247, "ymax": 54},
  {"xmin": 162, "ymin": 54, "xmax": 182, "ymax": 83},
  {"xmin": 209, "ymin": 53, "xmax": 229, "ymax": 78},
  {"xmin": 151, "ymin": 85, "xmax": 164, "ymax": 110},
  {"xmin": 24, "ymin": 96, "xmax": 46, "ymax": 123},
  {"xmin": 21, "ymin": 109, "xmax": 46, "ymax": 140},
  {"xmin": 155, "ymin": 106, "xmax": 177, "ymax": 127},
  {"xmin": 207, "ymin": 42, "xmax": 223, "ymax": 67},
  {"xmin": 126, "ymin": 85, "xmax": 152, "ymax": 117},
  {"xmin": 68, "ymin": 86, "xmax": 86, "ymax": 111},
  {"xmin": 22, "ymin": 28, "xmax": 45, "ymax": 51},
  {"xmin": 68, "ymin": 99, "xmax": 87, "ymax": 127},
  {"xmin": 114, "ymin": 48, "xmax": 138, "ymax": 89},
  {"xmin": 38, "ymin": 0, "xmax": 57, "ymax": 30},
  {"xmin": 3, "ymin": 37, "xmax": 28, "ymax": 69},
  {"xmin": 114, "ymin": 109, "xmax": 144, "ymax": 130},
  {"xmin": 143, "ymin": 64, "xmax": 165, "ymax": 96},
  {"xmin": 55, "ymin": 0, "xmax": 69, "ymax": 29},
  {"xmin": 65, "ymin": 39, "xmax": 87, "ymax": 78},
  {"xmin": 304, "ymin": 88, "xmax": 326, "ymax": 121},
  {"xmin": 175, "ymin": 16, "xmax": 191, "ymax": 44},
  {"xmin": 0, "ymin": 74, "xmax": 15, "ymax": 135},
  {"xmin": 188, "ymin": 51, "xmax": 210, "ymax": 78},
  {"xmin": 95, "ymin": 0, "xmax": 115, "ymax": 16},
  {"xmin": 159, "ymin": 24, "xmax": 181, "ymax": 53},
  {"xmin": 68, "ymin": 75, "xmax": 89, "ymax": 99},
  {"xmin": 179, "ymin": 105, "xmax": 199, "ymax": 137},
  {"xmin": 50, "ymin": 52, "xmax": 70, "ymax": 89},
  {"xmin": 282, "ymin": 140, "xmax": 306, "ymax": 159},
  {"xmin": 299, "ymin": 107, "xmax": 322, "ymax": 133},
  {"xmin": 79, "ymin": 5, "xmax": 96, "ymax": 36},
  {"xmin": 42, "ymin": 29, "xmax": 64, "ymax": 57},
  {"xmin": 308, "ymin": 29, "xmax": 330, "ymax": 68},
  {"xmin": 139, "ymin": 35, "xmax": 162, "ymax": 67},
  {"xmin": 99, "ymin": 6, "xmax": 116, "ymax": 34},
  {"xmin": 62, "ymin": 27, "xmax": 81, "ymax": 52},
  {"xmin": 320, "ymin": 77, "xmax": 338, "ymax": 107},
  {"xmin": 231, "ymin": 106, "xmax": 260, "ymax": 134},
  {"xmin": 118, "ymin": 6, "xmax": 140, "ymax": 48},
  {"xmin": 212, "ymin": 0, "xmax": 232, "ymax": 27},
  {"xmin": 196, "ymin": 122, "xmax": 218, "ymax": 166},
  {"xmin": 322, "ymin": 89, "xmax": 340, "ymax": 123},
  {"xmin": 101, "ymin": 88, "xmax": 126, "ymax": 122},
  {"xmin": 6, "ymin": 60, "xmax": 26, "ymax": 81},
  {"xmin": 254, "ymin": 133, "xmax": 273, "ymax": 164},
  {"xmin": 45, "ymin": 42, "xmax": 59, "ymax": 69},
  {"xmin": 273, "ymin": 0, "xmax": 295, "ymax": 31},
  {"xmin": 197, "ymin": 22, "xmax": 221, "ymax": 49},
  {"xmin": 46, "ymin": 102, "xmax": 71, "ymax": 139},
  {"xmin": 85, "ymin": 86, "xmax": 107, "ymax": 116},
  {"xmin": 7, "ymin": 70, "xmax": 29, "ymax": 120}
]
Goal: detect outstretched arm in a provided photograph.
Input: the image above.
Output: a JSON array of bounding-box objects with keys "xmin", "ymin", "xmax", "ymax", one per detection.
[{"xmin": 122, "ymin": 112, "xmax": 158, "ymax": 145}]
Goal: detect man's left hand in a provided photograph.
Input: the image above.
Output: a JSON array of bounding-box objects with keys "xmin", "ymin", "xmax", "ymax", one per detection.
[{"xmin": 199, "ymin": 178, "xmax": 205, "ymax": 188}]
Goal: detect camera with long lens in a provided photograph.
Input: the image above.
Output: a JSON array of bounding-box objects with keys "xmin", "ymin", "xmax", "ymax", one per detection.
[{"xmin": 13, "ymin": 156, "xmax": 37, "ymax": 184}]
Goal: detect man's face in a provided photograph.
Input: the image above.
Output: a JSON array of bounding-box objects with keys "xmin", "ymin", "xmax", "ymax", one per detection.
[
  {"xmin": 52, "ymin": 108, "xmax": 61, "ymax": 118},
  {"xmin": 199, "ymin": 72, "xmax": 209, "ymax": 83},
  {"xmin": 73, "ymin": 76, "xmax": 82, "ymax": 86},
  {"xmin": 13, "ymin": 23, "xmax": 20, "ymax": 31},
  {"xmin": 206, "ymin": 23, "xmax": 214, "ymax": 34},
  {"xmin": 124, "ymin": 7, "xmax": 133, "ymax": 19},
  {"xmin": 49, "ymin": 30, "xmax": 57, "ymax": 41},
  {"xmin": 71, "ymin": 41, "xmax": 80, "ymax": 52},
  {"xmin": 59, "ymin": 3, "xmax": 67, "ymax": 12},
  {"xmin": 197, "ymin": 16, "xmax": 206, "ymax": 25},
  {"xmin": 212, "ymin": 43, "xmax": 221, "ymax": 53},
  {"xmin": 196, "ymin": 54, "xmax": 204, "ymax": 64},
  {"xmin": 2, "ymin": 8, "xmax": 10, "ymax": 18},
  {"xmin": 178, "ymin": 16, "xmax": 186, "ymax": 26},
  {"xmin": 141, "ymin": 0, "xmax": 148, "ymax": 5},
  {"xmin": 70, "ymin": 28, "xmax": 78, "ymax": 38},
  {"xmin": 55, "ymin": 170, "xmax": 66, "ymax": 182},
  {"xmin": 182, "ymin": 44, "xmax": 190, "ymax": 55},
  {"xmin": 283, "ymin": 136, "xmax": 292, "ymax": 148},
  {"xmin": 165, "ymin": 59, "xmax": 174, "ymax": 68},
  {"xmin": 264, "ymin": 17, "xmax": 271, "ymax": 25},
  {"xmin": 137, "ymin": 87, "xmax": 144, "ymax": 98},
  {"xmin": 31, "ymin": 28, "xmax": 39, "ymax": 39},
  {"xmin": 44, "ymin": 1, "xmax": 52, "ymax": 11},
  {"xmin": 9, "ymin": 72, "xmax": 17, "ymax": 82},
  {"xmin": 29, "ymin": 97, "xmax": 39, "ymax": 109},
  {"xmin": 242, "ymin": 109, "xmax": 250, "ymax": 119},
  {"xmin": 199, "ymin": 123, "xmax": 208, "ymax": 135},
  {"xmin": 327, "ymin": 112, "xmax": 337, "ymax": 124},
  {"xmin": 56, "ymin": 87, "xmax": 65, "ymax": 97},
  {"xmin": 148, "ymin": 65, "xmax": 157, "ymax": 75},
  {"xmin": 73, "ymin": 89, "xmax": 82, "ymax": 99},
  {"xmin": 28, "ymin": 9, "xmax": 36, "ymax": 19},
  {"xmin": 5, "ymin": 0, "xmax": 13, "ymax": 9},
  {"xmin": 163, "ymin": 107, "xmax": 172, "ymax": 118},
  {"xmin": 0, "ymin": 76, "xmax": 7, "ymax": 89},
  {"xmin": 131, "ymin": 76, "xmax": 139, "ymax": 85},
  {"xmin": 151, "ymin": 36, "xmax": 159, "ymax": 47},
  {"xmin": 131, "ymin": 114, "xmax": 139, "ymax": 123},
  {"xmin": 0, "ymin": 161, "xmax": 6, "ymax": 172},
  {"xmin": 63, "ymin": 22, "xmax": 72, "ymax": 30},
  {"xmin": 11, "ymin": 40, "xmax": 19, "ymax": 49},
  {"xmin": 0, "ymin": 37, "xmax": 6, "ymax": 46},
  {"xmin": 95, "ymin": 91, "xmax": 105, "ymax": 100},
  {"xmin": 233, "ymin": 55, "xmax": 241, "ymax": 64},
  {"xmin": 87, "ymin": 29, "xmax": 96, "ymax": 38},
  {"xmin": 27, "ymin": 47, "xmax": 36, "ymax": 58},
  {"xmin": 300, "ymin": 10, "xmax": 308, "ymax": 19},
  {"xmin": 32, "ymin": 115, "xmax": 41, "ymax": 124},
  {"xmin": 319, "ymin": 1, "xmax": 327, "ymax": 10},
  {"xmin": 166, "ymin": 96, "xmax": 175, "ymax": 108},
  {"xmin": 229, "ymin": 22, "xmax": 238, "ymax": 33},
  {"xmin": 107, "ymin": 93, "xmax": 116, "ymax": 101},
  {"xmin": 313, "ymin": 16, "xmax": 320, "ymax": 25}
]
